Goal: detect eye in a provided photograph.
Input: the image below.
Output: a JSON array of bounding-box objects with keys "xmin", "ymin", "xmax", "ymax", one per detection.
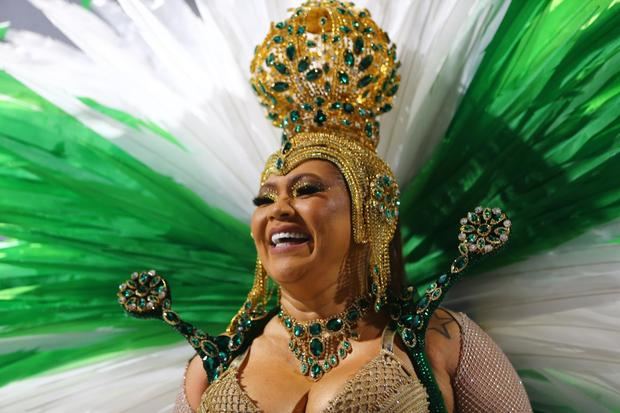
[
  {"xmin": 293, "ymin": 183, "xmax": 323, "ymax": 197},
  {"xmin": 252, "ymin": 193, "xmax": 276, "ymax": 206}
]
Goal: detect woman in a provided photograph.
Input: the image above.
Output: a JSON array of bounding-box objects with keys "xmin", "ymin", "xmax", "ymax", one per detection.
[
  {"xmin": 175, "ymin": 159, "xmax": 530, "ymax": 412},
  {"xmin": 161, "ymin": 3, "xmax": 532, "ymax": 411}
]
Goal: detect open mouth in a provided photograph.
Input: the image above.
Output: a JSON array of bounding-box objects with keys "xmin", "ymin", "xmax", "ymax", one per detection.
[{"xmin": 270, "ymin": 231, "xmax": 312, "ymax": 249}]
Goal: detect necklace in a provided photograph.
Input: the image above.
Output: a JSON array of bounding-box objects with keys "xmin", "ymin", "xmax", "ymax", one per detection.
[{"xmin": 277, "ymin": 297, "xmax": 370, "ymax": 381}]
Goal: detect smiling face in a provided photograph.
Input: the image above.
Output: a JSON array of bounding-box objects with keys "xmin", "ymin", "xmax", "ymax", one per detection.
[{"xmin": 251, "ymin": 160, "xmax": 352, "ymax": 293}]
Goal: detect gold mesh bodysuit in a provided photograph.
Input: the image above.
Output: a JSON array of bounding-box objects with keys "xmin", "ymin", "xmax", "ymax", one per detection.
[
  {"xmin": 199, "ymin": 328, "xmax": 428, "ymax": 413},
  {"xmin": 174, "ymin": 313, "xmax": 532, "ymax": 413}
]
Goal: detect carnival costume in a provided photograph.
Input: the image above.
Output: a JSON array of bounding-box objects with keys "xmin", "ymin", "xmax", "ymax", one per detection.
[{"xmin": 0, "ymin": 1, "xmax": 619, "ymax": 412}]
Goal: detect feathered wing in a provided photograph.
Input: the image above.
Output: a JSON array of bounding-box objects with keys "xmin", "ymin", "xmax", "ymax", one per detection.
[
  {"xmin": 1, "ymin": 0, "xmax": 619, "ymax": 412},
  {"xmin": 398, "ymin": 1, "xmax": 620, "ymax": 411}
]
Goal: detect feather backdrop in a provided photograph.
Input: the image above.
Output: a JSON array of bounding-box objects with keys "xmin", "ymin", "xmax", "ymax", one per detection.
[{"xmin": 0, "ymin": 1, "xmax": 619, "ymax": 412}]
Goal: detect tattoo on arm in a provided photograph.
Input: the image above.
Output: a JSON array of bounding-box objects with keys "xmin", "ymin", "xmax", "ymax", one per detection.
[{"xmin": 428, "ymin": 311, "xmax": 457, "ymax": 340}]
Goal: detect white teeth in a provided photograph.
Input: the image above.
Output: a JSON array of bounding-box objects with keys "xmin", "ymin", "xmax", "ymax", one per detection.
[{"xmin": 271, "ymin": 232, "xmax": 309, "ymax": 245}]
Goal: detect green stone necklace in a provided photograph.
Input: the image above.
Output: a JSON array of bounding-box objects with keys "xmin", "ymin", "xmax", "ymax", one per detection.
[{"xmin": 277, "ymin": 297, "xmax": 369, "ymax": 381}]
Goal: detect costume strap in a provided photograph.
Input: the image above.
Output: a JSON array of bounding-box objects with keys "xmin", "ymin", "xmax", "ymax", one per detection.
[
  {"xmin": 390, "ymin": 206, "xmax": 511, "ymax": 413},
  {"xmin": 116, "ymin": 269, "xmax": 274, "ymax": 383}
]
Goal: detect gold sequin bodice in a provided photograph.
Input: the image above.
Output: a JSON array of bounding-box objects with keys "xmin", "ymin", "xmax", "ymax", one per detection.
[{"xmin": 199, "ymin": 328, "xmax": 429, "ymax": 413}]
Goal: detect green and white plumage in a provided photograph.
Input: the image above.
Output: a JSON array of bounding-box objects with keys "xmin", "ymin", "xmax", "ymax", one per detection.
[{"xmin": 0, "ymin": 1, "xmax": 619, "ymax": 412}]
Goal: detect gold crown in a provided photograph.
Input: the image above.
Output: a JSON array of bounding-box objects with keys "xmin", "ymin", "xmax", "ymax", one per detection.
[{"xmin": 250, "ymin": 0, "xmax": 400, "ymax": 149}]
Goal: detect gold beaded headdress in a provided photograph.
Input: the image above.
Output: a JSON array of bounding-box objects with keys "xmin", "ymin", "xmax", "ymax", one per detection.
[{"xmin": 228, "ymin": 0, "xmax": 401, "ymax": 333}]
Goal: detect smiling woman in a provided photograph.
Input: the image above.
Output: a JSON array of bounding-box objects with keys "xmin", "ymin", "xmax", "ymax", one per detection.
[{"xmin": 169, "ymin": 2, "xmax": 532, "ymax": 412}]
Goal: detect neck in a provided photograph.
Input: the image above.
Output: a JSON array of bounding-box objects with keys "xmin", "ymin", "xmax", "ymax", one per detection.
[{"xmin": 279, "ymin": 280, "xmax": 350, "ymax": 321}]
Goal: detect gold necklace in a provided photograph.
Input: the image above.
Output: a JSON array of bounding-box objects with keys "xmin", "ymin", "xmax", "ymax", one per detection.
[{"xmin": 277, "ymin": 297, "xmax": 370, "ymax": 380}]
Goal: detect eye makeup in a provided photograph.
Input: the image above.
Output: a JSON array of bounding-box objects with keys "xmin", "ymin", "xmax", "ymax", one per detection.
[
  {"xmin": 291, "ymin": 180, "xmax": 326, "ymax": 198},
  {"xmin": 252, "ymin": 190, "xmax": 277, "ymax": 206}
]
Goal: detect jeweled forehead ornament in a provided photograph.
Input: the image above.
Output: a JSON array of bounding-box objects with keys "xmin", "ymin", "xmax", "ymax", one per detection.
[{"xmin": 247, "ymin": 0, "xmax": 402, "ymax": 311}]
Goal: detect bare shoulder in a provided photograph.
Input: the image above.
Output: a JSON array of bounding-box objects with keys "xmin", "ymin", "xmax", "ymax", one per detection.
[
  {"xmin": 425, "ymin": 308, "xmax": 461, "ymax": 376},
  {"xmin": 184, "ymin": 354, "xmax": 209, "ymax": 411}
]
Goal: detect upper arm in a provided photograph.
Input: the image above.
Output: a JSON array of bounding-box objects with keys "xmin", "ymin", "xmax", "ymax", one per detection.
[
  {"xmin": 184, "ymin": 355, "xmax": 209, "ymax": 411},
  {"xmin": 424, "ymin": 308, "xmax": 461, "ymax": 413}
]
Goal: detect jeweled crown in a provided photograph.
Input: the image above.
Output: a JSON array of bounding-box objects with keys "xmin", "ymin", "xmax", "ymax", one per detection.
[{"xmin": 250, "ymin": 0, "xmax": 400, "ymax": 149}]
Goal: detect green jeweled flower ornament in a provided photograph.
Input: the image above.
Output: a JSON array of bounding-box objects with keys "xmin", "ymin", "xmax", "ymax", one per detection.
[{"xmin": 278, "ymin": 297, "xmax": 370, "ymax": 381}]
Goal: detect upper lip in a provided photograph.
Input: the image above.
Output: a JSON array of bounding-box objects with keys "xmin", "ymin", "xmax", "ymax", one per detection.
[{"xmin": 268, "ymin": 224, "xmax": 312, "ymax": 245}]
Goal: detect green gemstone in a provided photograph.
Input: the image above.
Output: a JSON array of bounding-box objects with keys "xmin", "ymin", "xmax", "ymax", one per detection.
[
  {"xmin": 300, "ymin": 362, "xmax": 309, "ymax": 375},
  {"xmin": 297, "ymin": 25, "xmax": 306, "ymax": 35},
  {"xmin": 272, "ymin": 82, "xmax": 289, "ymax": 92},
  {"xmin": 309, "ymin": 323, "xmax": 322, "ymax": 336},
  {"xmin": 302, "ymin": 103, "xmax": 313, "ymax": 111},
  {"xmin": 354, "ymin": 36, "xmax": 364, "ymax": 54},
  {"xmin": 323, "ymin": 361, "xmax": 331, "ymax": 371},
  {"xmin": 273, "ymin": 35, "xmax": 283, "ymax": 44},
  {"xmin": 282, "ymin": 141, "xmax": 292, "ymax": 153},
  {"xmin": 329, "ymin": 354, "xmax": 339, "ymax": 367},
  {"xmin": 344, "ymin": 50, "xmax": 354, "ymax": 67},
  {"xmin": 306, "ymin": 68, "xmax": 322, "ymax": 81},
  {"xmin": 468, "ymin": 212, "xmax": 480, "ymax": 224},
  {"xmin": 286, "ymin": 44, "xmax": 296, "ymax": 61},
  {"xmin": 458, "ymin": 243, "xmax": 468, "ymax": 256},
  {"xmin": 297, "ymin": 58, "xmax": 309, "ymax": 72},
  {"xmin": 342, "ymin": 340, "xmax": 351, "ymax": 350},
  {"xmin": 402, "ymin": 328, "xmax": 416, "ymax": 347},
  {"xmin": 123, "ymin": 289, "xmax": 133, "ymax": 298},
  {"xmin": 386, "ymin": 84, "xmax": 399, "ymax": 96},
  {"xmin": 332, "ymin": 35, "xmax": 341, "ymax": 43},
  {"xmin": 307, "ymin": 40, "xmax": 317, "ymax": 47},
  {"xmin": 346, "ymin": 308, "xmax": 359, "ymax": 321},
  {"xmin": 363, "ymin": 27, "xmax": 373, "ymax": 34},
  {"xmin": 365, "ymin": 122, "xmax": 373, "ymax": 137},
  {"xmin": 324, "ymin": 81, "xmax": 331, "ymax": 93},
  {"xmin": 339, "ymin": 25, "xmax": 351, "ymax": 33},
  {"xmin": 139, "ymin": 272, "xmax": 149, "ymax": 284},
  {"xmin": 231, "ymin": 333, "xmax": 243, "ymax": 349},
  {"xmin": 275, "ymin": 158, "xmax": 284, "ymax": 170},
  {"xmin": 343, "ymin": 103, "xmax": 354, "ymax": 113},
  {"xmin": 293, "ymin": 324, "xmax": 305, "ymax": 337},
  {"xmin": 483, "ymin": 208, "xmax": 492, "ymax": 221},
  {"xmin": 359, "ymin": 55, "xmax": 373, "ymax": 71},
  {"xmin": 496, "ymin": 227, "xmax": 508, "ymax": 235},
  {"xmin": 357, "ymin": 75, "xmax": 373, "ymax": 88},
  {"xmin": 294, "ymin": 125, "xmax": 302, "ymax": 133},
  {"xmin": 338, "ymin": 347, "xmax": 347, "ymax": 358},
  {"xmin": 202, "ymin": 340, "xmax": 218, "ymax": 356},
  {"xmin": 331, "ymin": 102, "xmax": 342, "ymax": 110},
  {"xmin": 309, "ymin": 338, "xmax": 324, "ymax": 357},
  {"xmin": 478, "ymin": 224, "xmax": 491, "ymax": 235},
  {"xmin": 306, "ymin": 356, "xmax": 314, "ymax": 365},
  {"xmin": 265, "ymin": 53, "xmax": 275, "ymax": 66},
  {"xmin": 274, "ymin": 63, "xmax": 289, "ymax": 75},
  {"xmin": 451, "ymin": 255, "xmax": 469, "ymax": 273},
  {"xmin": 338, "ymin": 71, "xmax": 349, "ymax": 85},
  {"xmin": 315, "ymin": 97, "xmax": 325, "ymax": 106},
  {"xmin": 314, "ymin": 109, "xmax": 327, "ymax": 125},
  {"xmin": 284, "ymin": 317, "xmax": 293, "ymax": 329},
  {"xmin": 476, "ymin": 238, "xmax": 486, "ymax": 249},
  {"xmin": 288, "ymin": 340, "xmax": 295, "ymax": 350},
  {"xmin": 467, "ymin": 233, "xmax": 477, "ymax": 243},
  {"xmin": 310, "ymin": 363, "xmax": 323, "ymax": 380},
  {"xmin": 287, "ymin": 25, "xmax": 293, "ymax": 34},
  {"xmin": 461, "ymin": 224, "xmax": 475, "ymax": 233},
  {"xmin": 488, "ymin": 234, "xmax": 500, "ymax": 244},
  {"xmin": 290, "ymin": 110, "xmax": 300, "ymax": 122},
  {"xmin": 275, "ymin": 22, "xmax": 285, "ymax": 29},
  {"xmin": 326, "ymin": 318, "xmax": 343, "ymax": 332},
  {"xmin": 342, "ymin": 119, "xmax": 351, "ymax": 126},
  {"xmin": 380, "ymin": 104, "xmax": 392, "ymax": 113}
]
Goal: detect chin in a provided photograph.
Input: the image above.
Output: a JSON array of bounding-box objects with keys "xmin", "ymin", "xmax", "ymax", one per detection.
[{"xmin": 265, "ymin": 257, "xmax": 313, "ymax": 285}]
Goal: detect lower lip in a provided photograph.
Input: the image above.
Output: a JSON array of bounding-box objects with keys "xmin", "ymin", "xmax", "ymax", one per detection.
[{"xmin": 269, "ymin": 241, "xmax": 311, "ymax": 254}]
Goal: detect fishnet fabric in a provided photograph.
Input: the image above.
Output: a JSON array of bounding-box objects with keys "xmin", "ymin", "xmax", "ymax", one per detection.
[
  {"xmin": 323, "ymin": 350, "xmax": 429, "ymax": 413},
  {"xmin": 453, "ymin": 312, "xmax": 532, "ymax": 412},
  {"xmin": 199, "ymin": 366, "xmax": 259, "ymax": 413}
]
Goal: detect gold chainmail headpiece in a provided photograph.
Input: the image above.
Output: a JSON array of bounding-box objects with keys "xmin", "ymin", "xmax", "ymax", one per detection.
[{"xmin": 228, "ymin": 0, "xmax": 401, "ymax": 334}]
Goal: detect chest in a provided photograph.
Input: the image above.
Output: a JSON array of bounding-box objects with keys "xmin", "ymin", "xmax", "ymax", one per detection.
[{"xmin": 239, "ymin": 337, "xmax": 385, "ymax": 413}]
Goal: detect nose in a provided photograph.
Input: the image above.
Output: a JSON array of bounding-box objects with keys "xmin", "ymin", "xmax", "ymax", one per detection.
[{"xmin": 270, "ymin": 194, "xmax": 295, "ymax": 219}]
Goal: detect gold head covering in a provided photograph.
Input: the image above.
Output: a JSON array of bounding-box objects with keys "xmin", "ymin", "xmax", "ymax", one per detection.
[{"xmin": 228, "ymin": 0, "xmax": 401, "ymax": 333}]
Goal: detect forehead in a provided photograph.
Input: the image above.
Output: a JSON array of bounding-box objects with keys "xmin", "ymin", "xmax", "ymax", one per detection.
[{"xmin": 261, "ymin": 159, "xmax": 343, "ymax": 188}]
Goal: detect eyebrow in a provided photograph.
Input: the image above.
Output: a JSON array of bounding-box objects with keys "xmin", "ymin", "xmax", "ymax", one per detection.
[{"xmin": 258, "ymin": 172, "xmax": 323, "ymax": 193}]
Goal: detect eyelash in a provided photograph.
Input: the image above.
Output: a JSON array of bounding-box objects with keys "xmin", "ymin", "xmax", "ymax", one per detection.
[{"xmin": 252, "ymin": 183, "xmax": 324, "ymax": 206}]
